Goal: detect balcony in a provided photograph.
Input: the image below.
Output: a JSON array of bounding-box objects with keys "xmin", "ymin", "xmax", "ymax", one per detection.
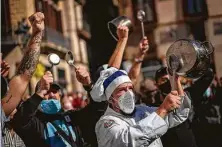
[
  {"xmin": 1, "ymin": 25, "xmax": 28, "ymax": 58},
  {"xmin": 42, "ymin": 27, "xmax": 70, "ymax": 51}
]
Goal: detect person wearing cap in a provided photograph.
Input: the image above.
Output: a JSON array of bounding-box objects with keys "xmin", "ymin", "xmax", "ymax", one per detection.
[
  {"xmin": 154, "ymin": 67, "xmax": 214, "ymax": 147},
  {"xmin": 140, "ymin": 78, "xmax": 160, "ymax": 106},
  {"xmin": 91, "ymin": 67, "xmax": 192, "ymax": 147},
  {"xmin": 11, "ymin": 71, "xmax": 84, "ymax": 147}
]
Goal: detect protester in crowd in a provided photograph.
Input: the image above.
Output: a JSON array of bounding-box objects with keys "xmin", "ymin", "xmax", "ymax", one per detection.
[
  {"xmin": 3, "ymin": 109, "xmax": 26, "ymax": 147},
  {"xmin": 72, "ymin": 94, "xmax": 84, "ymax": 110},
  {"xmin": 153, "ymin": 67, "xmax": 214, "ymax": 147},
  {"xmin": 1, "ymin": 12, "xmax": 44, "ymax": 117},
  {"xmin": 191, "ymin": 74, "xmax": 222, "ymax": 147},
  {"xmin": 140, "ymin": 78, "xmax": 160, "ymax": 106},
  {"xmin": 1, "ymin": 12, "xmax": 44, "ymax": 147},
  {"xmin": 61, "ymin": 94, "xmax": 75, "ymax": 111},
  {"xmin": 71, "ymin": 92, "xmax": 88, "ymax": 110},
  {"xmin": 1, "ymin": 59, "xmax": 11, "ymax": 147},
  {"xmin": 154, "ymin": 67, "xmax": 198, "ymax": 147},
  {"xmin": 12, "ymin": 71, "xmax": 85, "ymax": 147},
  {"xmin": 12, "ymin": 62, "xmax": 111, "ymax": 147},
  {"xmin": 91, "ymin": 66, "xmax": 191, "ymax": 147}
]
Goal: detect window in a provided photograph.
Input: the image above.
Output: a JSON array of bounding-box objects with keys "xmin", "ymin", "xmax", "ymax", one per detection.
[
  {"xmin": 1, "ymin": 0, "xmax": 11, "ymax": 36},
  {"xmin": 57, "ymin": 69, "xmax": 67, "ymax": 89},
  {"xmin": 159, "ymin": 25, "xmax": 190, "ymax": 44},
  {"xmin": 183, "ymin": 0, "xmax": 208, "ymax": 17},
  {"xmin": 213, "ymin": 21, "xmax": 222, "ymax": 35},
  {"xmin": 35, "ymin": 0, "xmax": 63, "ymax": 33},
  {"xmin": 132, "ymin": 0, "xmax": 157, "ymax": 23},
  {"xmin": 159, "ymin": 29, "xmax": 176, "ymax": 44},
  {"xmin": 36, "ymin": 0, "xmax": 43, "ymax": 12}
]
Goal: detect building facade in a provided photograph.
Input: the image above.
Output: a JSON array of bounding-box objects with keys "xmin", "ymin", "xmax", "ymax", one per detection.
[
  {"xmin": 1, "ymin": 0, "xmax": 88, "ymax": 96},
  {"xmin": 118, "ymin": 0, "xmax": 222, "ymax": 79}
]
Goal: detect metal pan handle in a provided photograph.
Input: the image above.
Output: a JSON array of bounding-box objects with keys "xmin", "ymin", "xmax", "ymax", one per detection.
[{"xmin": 201, "ymin": 41, "xmax": 214, "ymax": 55}]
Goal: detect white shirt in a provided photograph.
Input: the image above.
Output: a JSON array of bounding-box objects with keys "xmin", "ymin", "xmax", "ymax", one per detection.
[{"xmin": 95, "ymin": 95, "xmax": 191, "ymax": 147}]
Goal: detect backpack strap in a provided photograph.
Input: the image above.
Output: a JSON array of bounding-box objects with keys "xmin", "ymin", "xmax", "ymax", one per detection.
[{"xmin": 51, "ymin": 122, "xmax": 77, "ymax": 147}]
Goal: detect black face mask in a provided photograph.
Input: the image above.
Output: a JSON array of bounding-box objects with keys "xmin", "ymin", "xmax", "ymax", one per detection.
[{"xmin": 158, "ymin": 80, "xmax": 171, "ymax": 95}]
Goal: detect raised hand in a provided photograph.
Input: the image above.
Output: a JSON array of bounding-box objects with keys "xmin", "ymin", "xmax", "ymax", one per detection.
[
  {"xmin": 28, "ymin": 12, "xmax": 45, "ymax": 34},
  {"xmin": 156, "ymin": 91, "xmax": 182, "ymax": 117},
  {"xmin": 16, "ymin": 12, "xmax": 45, "ymax": 78},
  {"xmin": 36, "ymin": 71, "xmax": 53, "ymax": 98},
  {"xmin": 117, "ymin": 25, "xmax": 129, "ymax": 40},
  {"xmin": 1, "ymin": 60, "xmax": 10, "ymax": 77},
  {"xmin": 75, "ymin": 66, "xmax": 92, "ymax": 86},
  {"xmin": 136, "ymin": 36, "xmax": 149, "ymax": 60},
  {"xmin": 2, "ymin": 12, "xmax": 45, "ymax": 116}
]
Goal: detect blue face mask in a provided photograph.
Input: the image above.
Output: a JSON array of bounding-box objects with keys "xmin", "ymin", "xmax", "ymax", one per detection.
[{"xmin": 40, "ymin": 99, "xmax": 61, "ymax": 114}]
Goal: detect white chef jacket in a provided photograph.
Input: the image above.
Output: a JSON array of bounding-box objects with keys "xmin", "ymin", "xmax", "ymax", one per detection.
[{"xmin": 95, "ymin": 94, "xmax": 191, "ymax": 147}]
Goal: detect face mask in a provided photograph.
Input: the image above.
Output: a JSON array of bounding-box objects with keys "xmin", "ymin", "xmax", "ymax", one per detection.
[
  {"xmin": 118, "ymin": 90, "xmax": 135, "ymax": 114},
  {"xmin": 158, "ymin": 80, "xmax": 171, "ymax": 95},
  {"xmin": 40, "ymin": 99, "xmax": 61, "ymax": 114}
]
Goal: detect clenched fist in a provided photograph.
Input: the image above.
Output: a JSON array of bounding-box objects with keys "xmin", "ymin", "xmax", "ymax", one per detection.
[
  {"xmin": 75, "ymin": 66, "xmax": 91, "ymax": 86},
  {"xmin": 139, "ymin": 36, "xmax": 149, "ymax": 55},
  {"xmin": 162, "ymin": 91, "xmax": 181, "ymax": 111},
  {"xmin": 135, "ymin": 36, "xmax": 149, "ymax": 61},
  {"xmin": 117, "ymin": 25, "xmax": 129, "ymax": 40},
  {"xmin": 28, "ymin": 12, "xmax": 45, "ymax": 34},
  {"xmin": 36, "ymin": 71, "xmax": 53, "ymax": 98},
  {"xmin": 157, "ymin": 91, "xmax": 182, "ymax": 117}
]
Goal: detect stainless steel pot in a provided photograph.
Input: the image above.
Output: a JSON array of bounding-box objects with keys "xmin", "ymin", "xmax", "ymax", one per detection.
[
  {"xmin": 166, "ymin": 39, "xmax": 214, "ymax": 79},
  {"xmin": 108, "ymin": 16, "xmax": 133, "ymax": 41}
]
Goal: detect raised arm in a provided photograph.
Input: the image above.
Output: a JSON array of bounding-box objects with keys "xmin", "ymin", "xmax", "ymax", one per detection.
[
  {"xmin": 2, "ymin": 12, "xmax": 45, "ymax": 116},
  {"xmin": 128, "ymin": 37, "xmax": 149, "ymax": 85},
  {"xmin": 96, "ymin": 91, "xmax": 188, "ymax": 147},
  {"xmin": 12, "ymin": 71, "xmax": 53, "ymax": 128},
  {"xmin": 108, "ymin": 25, "xmax": 129, "ymax": 69},
  {"xmin": 186, "ymin": 68, "xmax": 214, "ymax": 106}
]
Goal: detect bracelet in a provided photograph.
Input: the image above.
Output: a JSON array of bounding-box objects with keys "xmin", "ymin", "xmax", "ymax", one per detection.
[{"xmin": 134, "ymin": 58, "xmax": 143, "ymax": 63}]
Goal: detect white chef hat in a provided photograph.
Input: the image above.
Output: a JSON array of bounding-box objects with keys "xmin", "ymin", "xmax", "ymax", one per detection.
[{"xmin": 90, "ymin": 67, "xmax": 131, "ymax": 102}]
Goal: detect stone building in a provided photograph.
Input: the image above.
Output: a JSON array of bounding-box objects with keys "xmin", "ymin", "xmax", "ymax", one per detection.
[
  {"xmin": 1, "ymin": 0, "xmax": 88, "ymax": 96},
  {"xmin": 118, "ymin": 0, "xmax": 222, "ymax": 79}
]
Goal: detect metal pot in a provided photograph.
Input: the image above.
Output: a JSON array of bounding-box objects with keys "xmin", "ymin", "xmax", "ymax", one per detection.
[
  {"xmin": 166, "ymin": 39, "xmax": 214, "ymax": 79},
  {"xmin": 108, "ymin": 16, "xmax": 133, "ymax": 41}
]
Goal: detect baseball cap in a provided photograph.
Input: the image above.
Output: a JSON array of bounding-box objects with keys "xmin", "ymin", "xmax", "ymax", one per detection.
[
  {"xmin": 35, "ymin": 82, "xmax": 64, "ymax": 98},
  {"xmin": 155, "ymin": 67, "xmax": 168, "ymax": 82}
]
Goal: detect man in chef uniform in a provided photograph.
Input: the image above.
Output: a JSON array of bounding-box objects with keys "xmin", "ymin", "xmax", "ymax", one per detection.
[{"xmin": 90, "ymin": 67, "xmax": 191, "ymax": 147}]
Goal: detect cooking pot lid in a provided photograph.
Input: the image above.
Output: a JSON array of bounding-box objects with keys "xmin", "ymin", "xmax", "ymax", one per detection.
[{"xmin": 166, "ymin": 39, "xmax": 197, "ymax": 74}]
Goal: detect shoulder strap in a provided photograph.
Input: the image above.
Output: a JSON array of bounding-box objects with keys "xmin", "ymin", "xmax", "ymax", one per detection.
[{"xmin": 51, "ymin": 122, "xmax": 77, "ymax": 147}]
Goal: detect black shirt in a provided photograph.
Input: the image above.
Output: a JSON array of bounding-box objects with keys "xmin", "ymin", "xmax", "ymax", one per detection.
[{"xmin": 11, "ymin": 94, "xmax": 106, "ymax": 147}]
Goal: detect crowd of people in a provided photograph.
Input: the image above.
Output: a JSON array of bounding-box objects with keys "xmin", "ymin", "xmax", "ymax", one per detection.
[{"xmin": 1, "ymin": 12, "xmax": 222, "ymax": 147}]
